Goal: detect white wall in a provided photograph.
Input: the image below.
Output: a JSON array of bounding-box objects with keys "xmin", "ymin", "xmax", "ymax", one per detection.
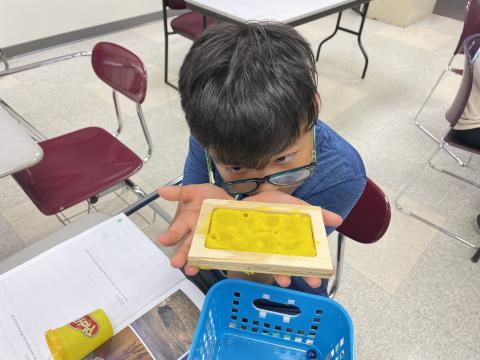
[{"xmin": 0, "ymin": 0, "xmax": 162, "ymax": 47}]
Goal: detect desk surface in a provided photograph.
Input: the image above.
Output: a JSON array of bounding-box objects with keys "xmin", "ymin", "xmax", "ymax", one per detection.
[
  {"xmin": 186, "ymin": 0, "xmax": 365, "ymax": 25},
  {"xmin": 0, "ymin": 103, "xmax": 43, "ymax": 178}
]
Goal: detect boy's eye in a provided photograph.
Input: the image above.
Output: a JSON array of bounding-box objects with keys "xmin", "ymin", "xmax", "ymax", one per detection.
[
  {"xmin": 276, "ymin": 154, "xmax": 295, "ymax": 163},
  {"xmin": 226, "ymin": 166, "xmax": 245, "ymax": 173}
]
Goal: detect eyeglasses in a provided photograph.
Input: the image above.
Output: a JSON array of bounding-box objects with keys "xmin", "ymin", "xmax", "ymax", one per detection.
[{"xmin": 205, "ymin": 129, "xmax": 316, "ymax": 197}]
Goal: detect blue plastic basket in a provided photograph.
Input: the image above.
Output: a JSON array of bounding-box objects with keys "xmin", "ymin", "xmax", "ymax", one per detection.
[{"xmin": 189, "ymin": 279, "xmax": 354, "ymax": 360}]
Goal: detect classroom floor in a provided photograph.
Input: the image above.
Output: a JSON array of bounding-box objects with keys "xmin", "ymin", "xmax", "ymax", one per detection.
[{"xmin": 1, "ymin": 10, "xmax": 479, "ymax": 359}]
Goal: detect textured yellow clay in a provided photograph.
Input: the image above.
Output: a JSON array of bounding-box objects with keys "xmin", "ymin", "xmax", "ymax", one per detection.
[{"xmin": 205, "ymin": 208, "xmax": 316, "ymax": 256}]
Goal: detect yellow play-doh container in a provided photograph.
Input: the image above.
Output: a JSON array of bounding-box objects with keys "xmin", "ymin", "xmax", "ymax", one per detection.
[{"xmin": 45, "ymin": 309, "xmax": 113, "ymax": 360}]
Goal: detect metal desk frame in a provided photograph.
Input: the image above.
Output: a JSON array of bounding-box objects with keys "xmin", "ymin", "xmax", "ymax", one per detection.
[{"xmin": 186, "ymin": 0, "xmax": 371, "ymax": 78}]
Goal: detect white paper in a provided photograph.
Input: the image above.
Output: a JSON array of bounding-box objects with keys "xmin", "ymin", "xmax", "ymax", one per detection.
[{"xmin": 0, "ymin": 214, "xmax": 186, "ymax": 360}]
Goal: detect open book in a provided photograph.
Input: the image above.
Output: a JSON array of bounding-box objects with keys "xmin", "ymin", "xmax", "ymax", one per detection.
[{"xmin": 0, "ymin": 214, "xmax": 204, "ymax": 360}]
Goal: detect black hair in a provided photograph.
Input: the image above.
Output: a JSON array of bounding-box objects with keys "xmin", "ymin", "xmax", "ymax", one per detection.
[{"xmin": 179, "ymin": 21, "xmax": 319, "ymax": 168}]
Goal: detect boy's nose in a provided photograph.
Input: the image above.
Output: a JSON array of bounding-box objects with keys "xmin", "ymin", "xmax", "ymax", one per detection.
[{"xmin": 257, "ymin": 182, "xmax": 279, "ymax": 193}]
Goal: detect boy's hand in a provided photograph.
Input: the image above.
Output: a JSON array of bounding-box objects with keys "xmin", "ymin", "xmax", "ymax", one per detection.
[
  {"xmin": 157, "ymin": 184, "xmax": 233, "ymax": 275},
  {"xmin": 157, "ymin": 186, "xmax": 342, "ymax": 289},
  {"xmin": 243, "ymin": 191, "xmax": 342, "ymax": 288}
]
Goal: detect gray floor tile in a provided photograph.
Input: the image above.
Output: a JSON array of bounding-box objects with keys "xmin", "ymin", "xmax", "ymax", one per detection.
[
  {"xmin": 360, "ymin": 297, "xmax": 479, "ymax": 359},
  {"xmin": 395, "ymin": 234, "xmax": 480, "ymax": 353},
  {"xmin": 333, "ymin": 264, "xmax": 392, "ymax": 355},
  {"xmin": 0, "ymin": 214, "xmax": 25, "ymax": 262}
]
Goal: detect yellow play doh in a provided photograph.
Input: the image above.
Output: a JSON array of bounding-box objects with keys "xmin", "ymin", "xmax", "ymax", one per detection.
[{"xmin": 205, "ymin": 208, "xmax": 316, "ymax": 256}]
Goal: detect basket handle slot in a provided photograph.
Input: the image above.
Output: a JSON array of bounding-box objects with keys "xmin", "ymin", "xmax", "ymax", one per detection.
[{"xmin": 253, "ymin": 298, "xmax": 301, "ymax": 316}]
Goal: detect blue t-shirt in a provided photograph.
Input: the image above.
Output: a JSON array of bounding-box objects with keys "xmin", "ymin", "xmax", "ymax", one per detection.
[
  {"xmin": 183, "ymin": 120, "xmax": 366, "ymax": 225},
  {"xmin": 182, "ymin": 120, "xmax": 366, "ymax": 295}
]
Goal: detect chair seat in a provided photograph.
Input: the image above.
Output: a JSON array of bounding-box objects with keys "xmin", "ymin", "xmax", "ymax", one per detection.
[
  {"xmin": 13, "ymin": 127, "xmax": 143, "ymax": 215},
  {"xmin": 171, "ymin": 12, "xmax": 216, "ymax": 39},
  {"xmin": 444, "ymin": 129, "xmax": 480, "ymax": 155}
]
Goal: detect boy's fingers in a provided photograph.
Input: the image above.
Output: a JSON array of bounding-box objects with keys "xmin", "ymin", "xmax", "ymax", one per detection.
[
  {"xmin": 321, "ymin": 208, "xmax": 343, "ymax": 228},
  {"xmin": 159, "ymin": 185, "xmax": 203, "ymax": 203},
  {"xmin": 184, "ymin": 264, "xmax": 200, "ymax": 276},
  {"xmin": 304, "ymin": 277, "xmax": 322, "ymax": 288},
  {"xmin": 170, "ymin": 236, "xmax": 192, "ymax": 269},
  {"xmin": 157, "ymin": 215, "xmax": 192, "ymax": 246},
  {"xmin": 158, "ymin": 186, "xmax": 190, "ymax": 202},
  {"xmin": 273, "ymin": 274, "xmax": 291, "ymax": 287}
]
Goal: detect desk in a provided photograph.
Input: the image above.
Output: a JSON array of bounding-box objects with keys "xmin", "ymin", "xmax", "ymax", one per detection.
[
  {"xmin": 185, "ymin": 0, "xmax": 371, "ymax": 78},
  {"xmin": 0, "ymin": 101, "xmax": 43, "ymax": 178},
  {"xmin": 0, "ymin": 213, "xmax": 204, "ymax": 359}
]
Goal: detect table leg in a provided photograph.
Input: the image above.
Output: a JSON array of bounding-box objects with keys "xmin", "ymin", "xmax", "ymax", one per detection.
[
  {"xmin": 357, "ymin": 3, "xmax": 369, "ymax": 79},
  {"xmin": 315, "ymin": 2, "xmax": 370, "ymax": 79},
  {"xmin": 315, "ymin": 12, "xmax": 342, "ymax": 62}
]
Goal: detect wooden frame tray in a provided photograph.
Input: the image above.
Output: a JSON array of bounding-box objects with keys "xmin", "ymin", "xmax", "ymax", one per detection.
[{"xmin": 188, "ymin": 199, "xmax": 334, "ymax": 277}]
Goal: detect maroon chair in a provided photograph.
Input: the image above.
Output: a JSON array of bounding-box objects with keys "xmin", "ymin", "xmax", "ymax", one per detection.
[
  {"xmin": 12, "ymin": 42, "xmax": 155, "ymax": 219},
  {"xmin": 414, "ymin": 0, "xmax": 480, "ymax": 166},
  {"xmin": 328, "ymin": 178, "xmax": 391, "ymax": 298},
  {"xmin": 162, "ymin": 0, "xmax": 215, "ymax": 89},
  {"xmin": 397, "ymin": 34, "xmax": 480, "ymax": 260}
]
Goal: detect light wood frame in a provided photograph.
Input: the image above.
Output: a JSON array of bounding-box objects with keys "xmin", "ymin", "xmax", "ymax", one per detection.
[{"xmin": 188, "ymin": 199, "xmax": 334, "ymax": 277}]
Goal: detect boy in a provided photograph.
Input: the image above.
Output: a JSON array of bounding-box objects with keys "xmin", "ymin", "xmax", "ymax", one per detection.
[{"xmin": 158, "ymin": 22, "xmax": 366, "ymax": 295}]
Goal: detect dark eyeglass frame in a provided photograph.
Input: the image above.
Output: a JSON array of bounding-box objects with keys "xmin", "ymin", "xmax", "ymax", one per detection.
[{"xmin": 205, "ymin": 129, "xmax": 317, "ymax": 197}]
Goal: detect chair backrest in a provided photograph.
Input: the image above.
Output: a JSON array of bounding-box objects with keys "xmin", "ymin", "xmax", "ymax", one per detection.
[
  {"xmin": 166, "ymin": 0, "xmax": 187, "ymax": 9},
  {"xmin": 453, "ymin": 0, "xmax": 480, "ymax": 55},
  {"xmin": 446, "ymin": 34, "xmax": 480, "ymax": 126},
  {"xmin": 91, "ymin": 42, "xmax": 147, "ymax": 104},
  {"xmin": 336, "ymin": 178, "xmax": 391, "ymax": 244}
]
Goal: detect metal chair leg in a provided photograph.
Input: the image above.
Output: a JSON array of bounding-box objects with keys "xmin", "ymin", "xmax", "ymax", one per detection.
[
  {"xmin": 0, "ymin": 48, "xmax": 9, "ymax": 71},
  {"xmin": 395, "ymin": 142, "xmax": 480, "ymax": 250},
  {"xmin": 112, "ymin": 90, "xmax": 124, "ymax": 137},
  {"xmin": 413, "ymin": 55, "xmax": 465, "ymax": 165},
  {"xmin": 327, "ymin": 233, "xmax": 345, "ymax": 299},
  {"xmin": 414, "ymin": 68, "xmax": 448, "ymax": 136},
  {"xmin": 472, "ymin": 247, "xmax": 480, "ymax": 262},
  {"xmin": 428, "ymin": 159, "xmax": 480, "ymax": 189}
]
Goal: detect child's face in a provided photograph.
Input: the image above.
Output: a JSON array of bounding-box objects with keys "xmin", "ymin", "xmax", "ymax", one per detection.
[{"xmin": 211, "ymin": 129, "xmax": 314, "ymax": 195}]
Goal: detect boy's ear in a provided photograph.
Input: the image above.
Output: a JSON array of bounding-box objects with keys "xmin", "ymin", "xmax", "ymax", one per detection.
[{"xmin": 314, "ymin": 92, "xmax": 321, "ymax": 107}]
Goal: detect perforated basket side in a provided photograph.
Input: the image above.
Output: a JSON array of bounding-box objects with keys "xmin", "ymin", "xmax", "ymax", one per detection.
[{"xmin": 189, "ymin": 280, "xmax": 354, "ymax": 360}]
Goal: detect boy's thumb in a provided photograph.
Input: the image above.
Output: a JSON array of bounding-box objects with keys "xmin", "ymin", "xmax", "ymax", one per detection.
[{"xmin": 158, "ymin": 186, "xmax": 184, "ymax": 201}]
